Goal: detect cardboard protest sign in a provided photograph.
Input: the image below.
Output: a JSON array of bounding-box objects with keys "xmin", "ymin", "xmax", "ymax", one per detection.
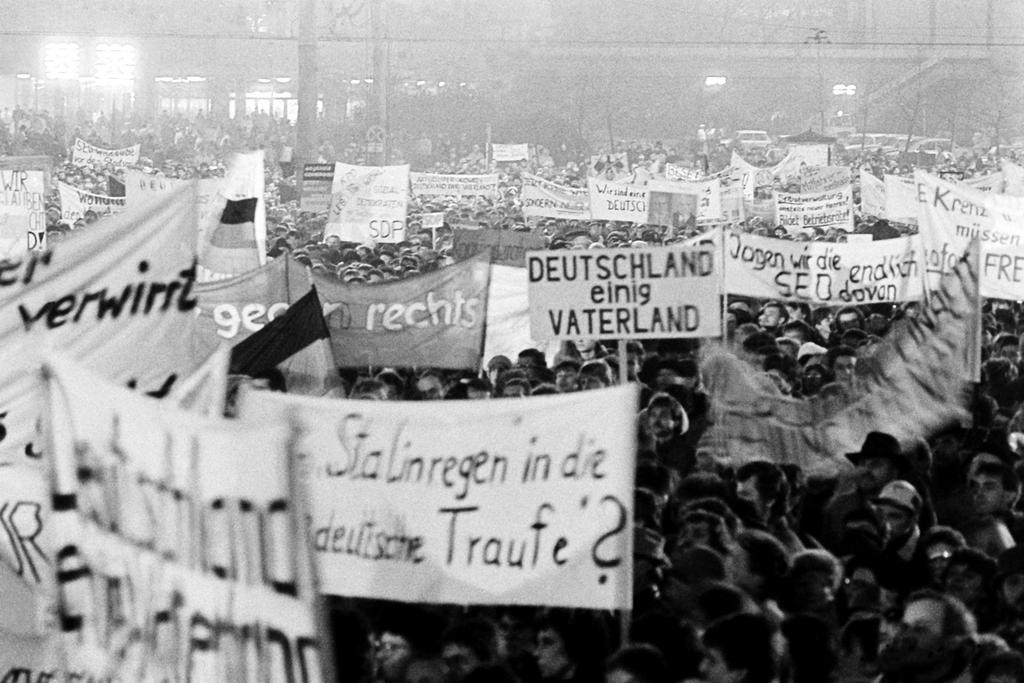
[
  {"xmin": 646, "ymin": 186, "xmax": 697, "ymax": 228},
  {"xmin": 859, "ymin": 169, "xmax": 887, "ymax": 218},
  {"xmin": 521, "ymin": 174, "xmax": 591, "ymax": 220},
  {"xmin": 313, "ymin": 256, "xmax": 490, "ymax": 369},
  {"xmin": 452, "ymin": 228, "xmax": 547, "ymax": 267},
  {"xmin": 724, "ymin": 230, "xmax": 924, "ymax": 304},
  {"xmin": 491, "ymin": 143, "xmax": 529, "ymax": 162},
  {"xmin": 0, "ymin": 183, "xmax": 200, "ymax": 468},
  {"xmin": 410, "ymin": 172, "xmax": 499, "ymax": 197},
  {"xmin": 775, "ymin": 186, "xmax": 854, "ymax": 232},
  {"xmin": 704, "ymin": 241, "xmax": 979, "ymax": 477},
  {"xmin": 300, "ymin": 163, "xmax": 335, "ymax": 212},
  {"xmin": 194, "ymin": 256, "xmax": 309, "ymax": 359},
  {"xmin": 587, "ymin": 179, "xmax": 649, "ymax": 223},
  {"xmin": 665, "ymin": 163, "xmax": 704, "ymax": 182},
  {"xmin": 326, "ymin": 162, "xmax": 410, "ymax": 244},
  {"xmin": 885, "ymin": 174, "xmax": 918, "ymax": 223},
  {"xmin": 648, "ymin": 179, "xmax": 721, "ymax": 224},
  {"xmin": 198, "ymin": 151, "xmax": 267, "ymax": 276},
  {"xmin": 915, "ymin": 170, "xmax": 1024, "ymax": 295},
  {"xmin": 798, "ymin": 166, "xmax": 850, "ymax": 193},
  {"xmin": 239, "ymin": 383, "xmax": 637, "ymax": 609},
  {"xmin": 0, "ymin": 163, "xmax": 46, "ymax": 256},
  {"xmin": 44, "ymin": 353, "xmax": 321, "ymax": 681},
  {"xmin": 56, "ymin": 181, "xmax": 127, "ymax": 222},
  {"xmin": 526, "ymin": 245, "xmax": 721, "ymax": 340},
  {"xmin": 70, "ymin": 138, "xmax": 141, "ymax": 166},
  {"xmin": 482, "ymin": 264, "xmax": 552, "ymax": 363}
]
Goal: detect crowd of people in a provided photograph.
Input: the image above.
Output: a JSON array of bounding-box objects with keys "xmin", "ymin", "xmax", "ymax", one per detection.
[{"xmin": 8, "ymin": 104, "xmax": 1024, "ymax": 683}]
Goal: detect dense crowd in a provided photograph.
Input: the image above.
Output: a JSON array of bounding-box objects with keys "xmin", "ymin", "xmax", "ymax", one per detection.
[{"xmin": 9, "ymin": 105, "xmax": 1024, "ymax": 683}]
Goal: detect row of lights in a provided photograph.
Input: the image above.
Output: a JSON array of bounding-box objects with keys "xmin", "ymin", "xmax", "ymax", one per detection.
[
  {"xmin": 703, "ymin": 76, "xmax": 857, "ymax": 96},
  {"xmin": 40, "ymin": 42, "xmax": 137, "ymax": 81}
]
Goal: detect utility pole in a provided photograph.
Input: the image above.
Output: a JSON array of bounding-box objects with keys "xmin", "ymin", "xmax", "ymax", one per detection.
[
  {"xmin": 370, "ymin": 0, "xmax": 389, "ymax": 165},
  {"xmin": 295, "ymin": 0, "xmax": 318, "ymax": 172},
  {"xmin": 805, "ymin": 28, "xmax": 831, "ymax": 133}
]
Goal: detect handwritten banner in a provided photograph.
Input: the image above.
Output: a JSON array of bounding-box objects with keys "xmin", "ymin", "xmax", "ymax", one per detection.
[
  {"xmin": 313, "ymin": 256, "xmax": 490, "ymax": 369},
  {"xmin": 326, "ymin": 163, "xmax": 410, "ymax": 244},
  {"xmin": 71, "ymin": 138, "xmax": 140, "ymax": 166},
  {"xmin": 798, "ymin": 166, "xmax": 851, "ymax": 193},
  {"xmin": 665, "ymin": 163, "xmax": 705, "ymax": 182},
  {"xmin": 526, "ymin": 245, "xmax": 721, "ymax": 340},
  {"xmin": 587, "ymin": 179, "xmax": 649, "ymax": 223},
  {"xmin": 410, "ymin": 172, "xmax": 498, "ymax": 197},
  {"xmin": 45, "ymin": 353, "xmax": 320, "ymax": 681},
  {"xmin": 239, "ymin": 383, "xmax": 637, "ymax": 609},
  {"xmin": 56, "ymin": 181, "xmax": 126, "ymax": 222},
  {"xmin": 491, "ymin": 143, "xmax": 529, "ymax": 162},
  {"xmin": 0, "ymin": 166, "xmax": 46, "ymax": 256},
  {"xmin": 452, "ymin": 228, "xmax": 547, "ymax": 267},
  {"xmin": 775, "ymin": 186, "xmax": 854, "ymax": 232},
  {"xmin": 0, "ymin": 183, "xmax": 200, "ymax": 467},
  {"xmin": 724, "ymin": 230, "xmax": 924, "ymax": 304},
  {"xmin": 300, "ymin": 163, "xmax": 335, "ymax": 213},
  {"xmin": 521, "ymin": 174, "xmax": 591, "ymax": 220}
]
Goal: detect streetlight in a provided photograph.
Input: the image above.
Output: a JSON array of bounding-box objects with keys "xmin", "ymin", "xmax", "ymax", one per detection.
[
  {"xmin": 832, "ymin": 84, "xmax": 856, "ymax": 96},
  {"xmin": 704, "ymin": 76, "xmax": 727, "ymax": 88}
]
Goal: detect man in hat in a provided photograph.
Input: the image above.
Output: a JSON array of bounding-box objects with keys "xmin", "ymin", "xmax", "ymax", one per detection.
[
  {"xmin": 821, "ymin": 431, "xmax": 911, "ymax": 552},
  {"xmin": 873, "ymin": 480, "xmax": 924, "ymax": 594}
]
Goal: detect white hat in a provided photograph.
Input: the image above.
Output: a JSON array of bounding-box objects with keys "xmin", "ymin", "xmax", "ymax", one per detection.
[{"xmin": 797, "ymin": 342, "xmax": 828, "ymax": 363}]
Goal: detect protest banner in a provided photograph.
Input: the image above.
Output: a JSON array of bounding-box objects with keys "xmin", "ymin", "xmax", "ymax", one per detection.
[
  {"xmin": 775, "ymin": 186, "xmax": 854, "ymax": 232},
  {"xmin": 0, "ymin": 161, "xmax": 47, "ymax": 255},
  {"xmin": 168, "ymin": 343, "xmax": 230, "ymax": 417},
  {"xmin": 885, "ymin": 174, "xmax": 919, "ymax": 223},
  {"xmin": 521, "ymin": 173, "xmax": 591, "ymax": 220},
  {"xmin": 198, "ymin": 151, "xmax": 268, "ymax": 276},
  {"xmin": 56, "ymin": 181, "xmax": 127, "ymax": 222},
  {"xmin": 421, "ymin": 212, "xmax": 445, "ymax": 229},
  {"xmin": 859, "ymin": 169, "xmax": 887, "ymax": 218},
  {"xmin": 704, "ymin": 241, "xmax": 978, "ymax": 476},
  {"xmin": 491, "ymin": 143, "xmax": 529, "ymax": 162},
  {"xmin": 44, "ymin": 353, "xmax": 321, "ymax": 681},
  {"xmin": 326, "ymin": 162, "xmax": 410, "ymax": 244},
  {"xmin": 0, "ymin": 183, "xmax": 200, "ymax": 468},
  {"xmin": 313, "ymin": 255, "xmax": 490, "ymax": 369},
  {"xmin": 410, "ymin": 172, "xmax": 499, "ymax": 197},
  {"xmin": 1002, "ymin": 159, "xmax": 1024, "ymax": 196},
  {"xmin": 648, "ymin": 179, "xmax": 721, "ymax": 224},
  {"xmin": 238, "ymin": 382, "xmax": 637, "ymax": 609},
  {"xmin": 797, "ymin": 166, "xmax": 851, "ymax": 193},
  {"xmin": 526, "ymin": 244, "xmax": 721, "ymax": 340},
  {"xmin": 723, "ymin": 230, "xmax": 924, "ymax": 304},
  {"xmin": 124, "ymin": 169, "xmax": 186, "ymax": 207},
  {"xmin": 665, "ymin": 163, "xmax": 704, "ymax": 182},
  {"xmin": 587, "ymin": 179, "xmax": 649, "ymax": 223},
  {"xmin": 588, "ymin": 152, "xmax": 631, "ymax": 180},
  {"xmin": 194, "ymin": 256, "xmax": 309, "ymax": 359},
  {"xmin": 452, "ymin": 228, "xmax": 547, "ymax": 267},
  {"xmin": 961, "ymin": 172, "xmax": 1003, "ymax": 193},
  {"xmin": 915, "ymin": 169, "xmax": 1024, "ymax": 295},
  {"xmin": 720, "ymin": 183, "xmax": 745, "ymax": 223},
  {"xmin": 646, "ymin": 187, "xmax": 697, "ymax": 228},
  {"xmin": 70, "ymin": 137, "xmax": 140, "ymax": 166},
  {"xmin": 483, "ymin": 264, "xmax": 552, "ymax": 363},
  {"xmin": 300, "ymin": 163, "xmax": 336, "ymax": 212}
]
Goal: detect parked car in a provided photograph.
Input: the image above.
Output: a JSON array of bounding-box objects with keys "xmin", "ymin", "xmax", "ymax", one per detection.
[{"xmin": 729, "ymin": 130, "xmax": 773, "ymax": 151}]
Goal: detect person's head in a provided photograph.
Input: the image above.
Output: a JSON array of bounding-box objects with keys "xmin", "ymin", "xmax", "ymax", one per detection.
[
  {"xmin": 534, "ymin": 610, "xmax": 609, "ymax": 682},
  {"xmin": 781, "ymin": 550, "xmax": 843, "ymax": 616},
  {"xmin": 968, "ymin": 460, "xmax": 1020, "ymax": 517},
  {"xmin": 835, "ymin": 306, "xmax": 865, "ymax": 333},
  {"xmin": 829, "ymin": 345, "xmax": 858, "ymax": 385},
  {"xmin": 921, "ymin": 526, "xmax": 967, "ymax": 589},
  {"xmin": 653, "ymin": 357, "xmax": 699, "ymax": 391},
  {"xmin": 798, "ymin": 361, "xmax": 830, "ymax": 396},
  {"xmin": 351, "ymin": 377, "xmax": 389, "ymax": 400},
  {"xmin": 415, "ymin": 371, "xmax": 446, "ymax": 400},
  {"xmin": 757, "ymin": 301, "xmax": 788, "ymax": 332},
  {"xmin": 943, "ymin": 548, "xmax": 997, "ymax": 609},
  {"xmin": 486, "ymin": 355, "xmax": 512, "ymax": 386},
  {"xmin": 553, "ymin": 359, "xmax": 581, "ymax": 393},
  {"xmin": 700, "ymin": 612, "xmax": 777, "ymax": 683},
  {"xmin": 440, "ymin": 618, "xmax": 499, "ymax": 683},
  {"xmin": 374, "ymin": 607, "xmax": 444, "ymax": 683},
  {"xmin": 644, "ymin": 393, "xmax": 689, "ymax": 444},
  {"xmin": 375, "ymin": 370, "xmax": 406, "ymax": 400},
  {"xmin": 993, "ymin": 332, "xmax": 1021, "ymax": 365},
  {"xmin": 517, "ymin": 348, "xmax": 547, "ymax": 371},
  {"xmin": 579, "ymin": 359, "xmax": 613, "ymax": 390},
  {"xmin": 872, "ymin": 480, "xmax": 922, "ymax": 542},
  {"xmin": 878, "ymin": 590, "xmax": 976, "ymax": 682},
  {"xmin": 734, "ymin": 461, "xmax": 788, "ymax": 523},
  {"xmin": 727, "ymin": 529, "xmax": 791, "ymax": 602},
  {"xmin": 847, "ymin": 431, "xmax": 909, "ymax": 496},
  {"xmin": 604, "ymin": 645, "xmax": 671, "ymax": 683}
]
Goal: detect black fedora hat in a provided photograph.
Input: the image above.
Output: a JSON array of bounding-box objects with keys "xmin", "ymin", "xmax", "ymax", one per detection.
[{"xmin": 846, "ymin": 431, "xmax": 911, "ymax": 473}]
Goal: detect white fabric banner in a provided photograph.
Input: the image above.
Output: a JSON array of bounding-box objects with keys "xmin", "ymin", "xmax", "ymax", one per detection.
[
  {"xmin": 915, "ymin": 169, "xmax": 1024, "ymax": 295},
  {"xmin": 859, "ymin": 169, "xmax": 887, "ymax": 218},
  {"xmin": 724, "ymin": 230, "xmax": 924, "ymax": 304},
  {"xmin": 238, "ymin": 384, "xmax": 638, "ymax": 609},
  {"xmin": 124, "ymin": 169, "xmax": 186, "ymax": 206},
  {"xmin": 0, "ymin": 168, "xmax": 46, "ymax": 256},
  {"xmin": 884, "ymin": 174, "xmax": 918, "ymax": 223},
  {"xmin": 798, "ymin": 166, "xmax": 851, "ymax": 193},
  {"xmin": 587, "ymin": 179, "xmax": 649, "ymax": 223},
  {"xmin": 71, "ymin": 138, "xmax": 140, "ymax": 166},
  {"xmin": 0, "ymin": 183, "xmax": 200, "ymax": 468},
  {"xmin": 45, "ymin": 354, "xmax": 320, "ymax": 681},
  {"xmin": 521, "ymin": 174, "xmax": 591, "ymax": 220},
  {"xmin": 491, "ymin": 143, "xmax": 529, "ymax": 162},
  {"xmin": 1002, "ymin": 159, "xmax": 1024, "ymax": 197},
  {"xmin": 526, "ymin": 245, "xmax": 721, "ymax": 340},
  {"xmin": 326, "ymin": 163, "xmax": 410, "ymax": 244},
  {"xmin": 56, "ymin": 181, "xmax": 126, "ymax": 222},
  {"xmin": 482, "ymin": 264, "xmax": 552, "ymax": 363},
  {"xmin": 410, "ymin": 172, "xmax": 499, "ymax": 197},
  {"xmin": 775, "ymin": 186, "xmax": 854, "ymax": 232}
]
